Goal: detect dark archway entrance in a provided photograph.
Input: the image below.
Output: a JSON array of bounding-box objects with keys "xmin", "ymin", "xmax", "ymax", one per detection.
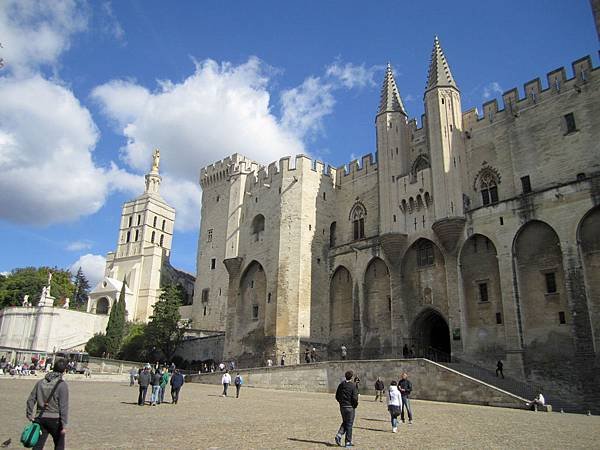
[{"xmin": 411, "ymin": 308, "xmax": 451, "ymax": 361}]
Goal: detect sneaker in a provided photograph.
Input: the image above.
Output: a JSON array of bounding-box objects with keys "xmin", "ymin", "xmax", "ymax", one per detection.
[
  {"xmin": 409, "ymin": 420, "xmax": 413, "ymax": 424},
  {"xmin": 345, "ymin": 443, "xmax": 353, "ymax": 448},
  {"xmin": 335, "ymin": 435, "xmax": 342, "ymax": 446},
  {"xmin": 392, "ymin": 427, "xmax": 398, "ymax": 433}
]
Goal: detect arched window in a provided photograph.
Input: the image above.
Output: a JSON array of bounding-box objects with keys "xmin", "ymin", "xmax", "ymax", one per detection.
[
  {"xmin": 330, "ymin": 222, "xmax": 337, "ymax": 248},
  {"xmin": 126, "ymin": 231, "xmax": 131, "ymax": 243},
  {"xmin": 411, "ymin": 154, "xmax": 430, "ymax": 181},
  {"xmin": 134, "ymin": 229, "xmax": 139, "ymax": 241},
  {"xmin": 417, "ymin": 241, "xmax": 434, "ymax": 267},
  {"xmin": 128, "ymin": 216, "xmax": 132, "ymax": 227},
  {"xmin": 162, "ymin": 220, "xmax": 166, "ymax": 231},
  {"xmin": 137, "ymin": 215, "xmax": 141, "ymax": 225},
  {"xmin": 151, "ymin": 231, "xmax": 155, "ymax": 243},
  {"xmin": 153, "ymin": 216, "xmax": 157, "ymax": 227},
  {"xmin": 252, "ymin": 214, "xmax": 265, "ymax": 241},
  {"xmin": 480, "ymin": 171, "xmax": 499, "ymax": 205},
  {"xmin": 96, "ymin": 297, "xmax": 110, "ymax": 315},
  {"xmin": 349, "ymin": 204, "xmax": 366, "ymax": 240},
  {"xmin": 160, "ymin": 234, "xmax": 164, "ymax": 247}
]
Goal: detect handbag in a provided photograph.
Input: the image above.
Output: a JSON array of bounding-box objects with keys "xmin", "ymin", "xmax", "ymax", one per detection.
[{"xmin": 21, "ymin": 379, "xmax": 63, "ymax": 448}]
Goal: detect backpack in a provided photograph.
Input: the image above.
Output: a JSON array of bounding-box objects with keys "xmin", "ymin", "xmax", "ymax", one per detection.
[
  {"xmin": 234, "ymin": 376, "xmax": 242, "ymax": 385},
  {"xmin": 21, "ymin": 380, "xmax": 63, "ymax": 448}
]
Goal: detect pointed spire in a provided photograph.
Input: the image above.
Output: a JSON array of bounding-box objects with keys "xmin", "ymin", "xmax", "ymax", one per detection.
[
  {"xmin": 378, "ymin": 63, "xmax": 407, "ymax": 116},
  {"xmin": 426, "ymin": 36, "xmax": 457, "ymax": 92}
]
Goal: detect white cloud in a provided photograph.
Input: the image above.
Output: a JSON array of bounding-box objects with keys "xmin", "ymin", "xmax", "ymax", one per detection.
[
  {"xmin": 70, "ymin": 253, "xmax": 106, "ymax": 287},
  {"xmin": 66, "ymin": 240, "xmax": 93, "ymax": 251},
  {"xmin": 280, "ymin": 76, "xmax": 335, "ymax": 139},
  {"xmin": 0, "ymin": 0, "xmax": 88, "ymax": 76},
  {"xmin": 483, "ymin": 81, "xmax": 503, "ymax": 100},
  {"xmin": 0, "ymin": 75, "xmax": 112, "ymax": 225},
  {"xmin": 325, "ymin": 60, "xmax": 378, "ymax": 89}
]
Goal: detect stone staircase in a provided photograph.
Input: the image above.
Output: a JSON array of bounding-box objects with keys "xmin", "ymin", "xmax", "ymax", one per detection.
[{"xmin": 439, "ymin": 359, "xmax": 582, "ymax": 414}]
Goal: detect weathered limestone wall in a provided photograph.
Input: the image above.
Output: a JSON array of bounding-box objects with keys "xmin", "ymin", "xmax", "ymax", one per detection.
[
  {"xmin": 174, "ymin": 334, "xmax": 224, "ymax": 363},
  {"xmin": 187, "ymin": 358, "xmax": 527, "ymax": 409}
]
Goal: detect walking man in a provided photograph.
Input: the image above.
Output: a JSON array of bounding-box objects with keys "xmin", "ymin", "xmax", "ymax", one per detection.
[
  {"xmin": 496, "ymin": 360, "xmax": 504, "ymax": 378},
  {"xmin": 334, "ymin": 370, "xmax": 359, "ymax": 448},
  {"xmin": 398, "ymin": 372, "xmax": 413, "ymax": 424},
  {"xmin": 221, "ymin": 370, "xmax": 231, "ymax": 397},
  {"xmin": 170, "ymin": 369, "xmax": 184, "ymax": 404},
  {"xmin": 26, "ymin": 357, "xmax": 69, "ymax": 450},
  {"xmin": 234, "ymin": 372, "xmax": 243, "ymax": 398},
  {"xmin": 129, "ymin": 366, "xmax": 137, "ymax": 386},
  {"xmin": 159, "ymin": 368, "xmax": 170, "ymax": 404},
  {"xmin": 374, "ymin": 377, "xmax": 385, "ymax": 402},
  {"xmin": 137, "ymin": 367, "xmax": 151, "ymax": 406}
]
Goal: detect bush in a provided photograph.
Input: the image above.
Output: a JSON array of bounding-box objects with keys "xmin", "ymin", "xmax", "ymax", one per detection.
[{"xmin": 85, "ymin": 333, "xmax": 107, "ymax": 357}]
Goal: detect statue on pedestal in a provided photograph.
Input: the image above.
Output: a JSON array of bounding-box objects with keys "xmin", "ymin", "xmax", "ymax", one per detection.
[
  {"xmin": 22, "ymin": 294, "xmax": 30, "ymax": 307},
  {"xmin": 47, "ymin": 271, "xmax": 52, "ymax": 297},
  {"xmin": 151, "ymin": 148, "xmax": 160, "ymax": 172},
  {"xmin": 39, "ymin": 286, "xmax": 47, "ymax": 306}
]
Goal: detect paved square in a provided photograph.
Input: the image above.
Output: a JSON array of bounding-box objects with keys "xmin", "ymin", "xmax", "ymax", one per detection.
[{"xmin": 1, "ymin": 377, "xmax": 598, "ymax": 449}]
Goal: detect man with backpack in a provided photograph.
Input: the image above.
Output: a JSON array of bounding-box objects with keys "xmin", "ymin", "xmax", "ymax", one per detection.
[
  {"xmin": 234, "ymin": 373, "xmax": 243, "ymax": 398},
  {"xmin": 25, "ymin": 357, "xmax": 69, "ymax": 449},
  {"xmin": 170, "ymin": 369, "xmax": 185, "ymax": 404}
]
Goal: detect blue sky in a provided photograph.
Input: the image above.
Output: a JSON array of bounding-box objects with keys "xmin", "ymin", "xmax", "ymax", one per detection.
[{"xmin": 0, "ymin": 0, "xmax": 597, "ymax": 285}]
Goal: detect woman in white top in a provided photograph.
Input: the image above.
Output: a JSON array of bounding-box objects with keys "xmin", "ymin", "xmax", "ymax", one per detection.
[{"xmin": 387, "ymin": 380, "xmax": 402, "ymax": 432}]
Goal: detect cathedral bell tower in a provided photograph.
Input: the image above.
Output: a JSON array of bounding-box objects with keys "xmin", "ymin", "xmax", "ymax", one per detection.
[
  {"xmin": 423, "ymin": 37, "xmax": 466, "ymax": 251},
  {"xmin": 376, "ymin": 63, "xmax": 411, "ymax": 234}
]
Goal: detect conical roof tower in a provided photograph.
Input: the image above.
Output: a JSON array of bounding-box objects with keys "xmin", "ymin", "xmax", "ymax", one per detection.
[
  {"xmin": 378, "ymin": 63, "xmax": 407, "ymax": 116},
  {"xmin": 425, "ymin": 36, "xmax": 458, "ymax": 92}
]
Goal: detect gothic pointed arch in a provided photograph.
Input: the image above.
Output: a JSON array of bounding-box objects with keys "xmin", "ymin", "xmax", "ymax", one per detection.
[
  {"xmin": 513, "ymin": 220, "xmax": 573, "ymax": 359},
  {"xmin": 329, "ymin": 266, "xmax": 353, "ymax": 350},
  {"xmin": 363, "ymin": 257, "xmax": 392, "ymax": 357},
  {"xmin": 411, "ymin": 154, "xmax": 430, "ymax": 177}
]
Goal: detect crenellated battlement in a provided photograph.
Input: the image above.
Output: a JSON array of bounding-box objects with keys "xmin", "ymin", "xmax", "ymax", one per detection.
[
  {"xmin": 463, "ymin": 55, "xmax": 597, "ymax": 131},
  {"xmin": 335, "ymin": 153, "xmax": 378, "ymax": 185},
  {"xmin": 200, "ymin": 153, "xmax": 261, "ymax": 188}
]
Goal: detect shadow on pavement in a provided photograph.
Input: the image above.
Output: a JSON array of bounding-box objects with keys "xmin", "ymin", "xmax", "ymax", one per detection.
[
  {"xmin": 361, "ymin": 418, "xmax": 388, "ymax": 422},
  {"xmin": 287, "ymin": 438, "xmax": 337, "ymax": 447},
  {"xmin": 354, "ymin": 426, "xmax": 388, "ymax": 433}
]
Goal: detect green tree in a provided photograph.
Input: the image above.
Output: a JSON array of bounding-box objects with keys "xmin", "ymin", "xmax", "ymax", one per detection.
[
  {"xmin": 119, "ymin": 322, "xmax": 148, "ymax": 361},
  {"xmin": 85, "ymin": 333, "xmax": 108, "ymax": 357},
  {"xmin": 145, "ymin": 284, "xmax": 189, "ymax": 360},
  {"xmin": 72, "ymin": 267, "xmax": 91, "ymax": 307},
  {"xmin": 104, "ymin": 282, "xmax": 127, "ymax": 356},
  {"xmin": 0, "ymin": 267, "xmax": 74, "ymax": 309}
]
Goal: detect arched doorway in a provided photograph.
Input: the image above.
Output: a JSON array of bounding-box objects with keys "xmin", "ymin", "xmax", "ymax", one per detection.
[
  {"xmin": 96, "ymin": 297, "xmax": 110, "ymax": 315},
  {"xmin": 363, "ymin": 258, "xmax": 392, "ymax": 357},
  {"xmin": 411, "ymin": 308, "xmax": 451, "ymax": 361},
  {"xmin": 329, "ymin": 266, "xmax": 353, "ymax": 350},
  {"xmin": 578, "ymin": 207, "xmax": 600, "ymax": 353}
]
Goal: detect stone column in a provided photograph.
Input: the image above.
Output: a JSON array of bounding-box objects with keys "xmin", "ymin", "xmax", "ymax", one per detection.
[{"xmin": 497, "ymin": 251, "xmax": 524, "ymax": 378}]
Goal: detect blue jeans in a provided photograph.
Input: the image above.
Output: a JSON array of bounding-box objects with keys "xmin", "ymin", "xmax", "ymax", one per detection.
[
  {"xmin": 388, "ymin": 405, "xmax": 400, "ymax": 427},
  {"xmin": 159, "ymin": 386, "xmax": 166, "ymax": 403},
  {"xmin": 401, "ymin": 396, "xmax": 413, "ymax": 421},
  {"xmin": 151, "ymin": 385, "xmax": 160, "ymax": 404},
  {"xmin": 336, "ymin": 406, "xmax": 355, "ymax": 444}
]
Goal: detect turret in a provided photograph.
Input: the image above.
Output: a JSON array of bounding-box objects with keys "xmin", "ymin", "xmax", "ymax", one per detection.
[
  {"xmin": 376, "ymin": 63, "xmax": 411, "ymax": 233},
  {"xmin": 424, "ymin": 36, "xmax": 466, "ymax": 251}
]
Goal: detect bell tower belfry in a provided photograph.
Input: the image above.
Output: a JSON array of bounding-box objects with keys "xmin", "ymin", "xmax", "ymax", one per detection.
[{"xmin": 376, "ymin": 64, "xmax": 411, "ymax": 234}]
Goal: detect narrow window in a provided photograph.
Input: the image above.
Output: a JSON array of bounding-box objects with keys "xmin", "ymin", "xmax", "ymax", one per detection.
[
  {"xmin": 499, "ymin": 217, "xmax": 504, "ymax": 225},
  {"xmin": 393, "ymin": 214, "xmax": 397, "ymax": 222},
  {"xmin": 350, "ymin": 205, "xmax": 366, "ymax": 240},
  {"xmin": 545, "ymin": 272, "xmax": 557, "ymax": 294},
  {"xmin": 201, "ymin": 288, "xmax": 209, "ymax": 302},
  {"xmin": 267, "ymin": 293, "xmax": 272, "ymax": 303},
  {"xmin": 252, "ymin": 305, "xmax": 259, "ymax": 319},
  {"xmin": 316, "ymin": 257, "xmax": 321, "ymax": 264},
  {"xmin": 252, "ymin": 214, "xmax": 265, "ymax": 242},
  {"xmin": 479, "ymin": 283, "xmax": 489, "ymax": 302},
  {"xmin": 216, "ymin": 195, "xmax": 220, "ymax": 203},
  {"xmin": 309, "ymin": 224, "xmax": 312, "ymax": 231},
  {"xmin": 128, "ymin": 216, "xmax": 132, "ymax": 227},
  {"xmin": 323, "ymin": 192, "xmax": 326, "ymax": 201},
  {"xmin": 496, "ymin": 312, "xmax": 503, "ymax": 324},
  {"xmin": 151, "ymin": 231, "xmax": 155, "ymax": 243},
  {"xmin": 250, "ymin": 280, "xmax": 254, "ymax": 289},
  {"xmin": 162, "ymin": 220, "xmax": 166, "ymax": 231},
  {"xmin": 392, "ymin": 176, "xmax": 395, "ymax": 183},
  {"xmin": 388, "ymin": 296, "xmax": 392, "ymax": 312},
  {"xmin": 203, "ymin": 306, "xmax": 207, "ymax": 316},
  {"xmin": 134, "ymin": 229, "xmax": 139, "ymax": 241},
  {"xmin": 558, "ymin": 311, "xmax": 566, "ymax": 324},
  {"xmin": 480, "ymin": 172, "xmax": 499, "ymax": 205},
  {"xmin": 330, "ymin": 222, "xmax": 337, "ymax": 248},
  {"xmin": 153, "ymin": 216, "xmax": 157, "ymax": 228},
  {"xmin": 207, "ymin": 228, "xmax": 213, "ymax": 242},
  {"xmin": 126, "ymin": 231, "xmax": 131, "ymax": 243},
  {"xmin": 564, "ymin": 113, "xmax": 576, "ymax": 134},
  {"xmin": 210, "ymin": 258, "xmax": 216, "ymax": 270},
  {"xmin": 521, "ymin": 175, "xmax": 531, "ymax": 194},
  {"xmin": 160, "ymin": 234, "xmax": 164, "ymax": 247},
  {"xmin": 137, "ymin": 215, "xmax": 141, "ymax": 226}
]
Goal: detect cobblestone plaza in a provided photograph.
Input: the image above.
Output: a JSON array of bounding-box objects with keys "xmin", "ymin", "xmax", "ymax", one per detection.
[{"xmin": 1, "ymin": 378, "xmax": 599, "ymax": 449}]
